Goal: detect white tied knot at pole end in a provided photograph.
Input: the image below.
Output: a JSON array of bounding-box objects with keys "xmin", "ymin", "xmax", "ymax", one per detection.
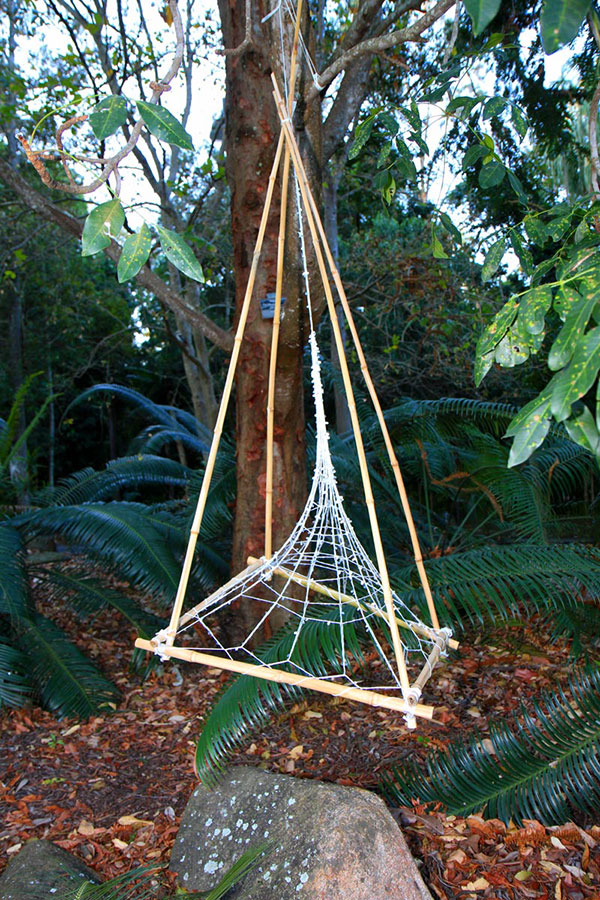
[{"xmin": 403, "ymin": 686, "xmax": 422, "ymax": 730}]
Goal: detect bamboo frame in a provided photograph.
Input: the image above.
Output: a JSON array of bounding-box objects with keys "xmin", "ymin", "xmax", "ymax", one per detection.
[
  {"xmin": 134, "ymin": 637, "xmax": 435, "ymax": 720},
  {"xmin": 138, "ymin": 23, "xmax": 454, "ymax": 720},
  {"xmin": 271, "ymin": 79, "xmax": 411, "ymax": 696},
  {"xmin": 265, "ymin": 0, "xmax": 304, "ymax": 560},
  {"xmin": 247, "ymin": 556, "xmax": 459, "ymax": 649},
  {"xmin": 271, "ymin": 79, "xmax": 441, "ymax": 633}
]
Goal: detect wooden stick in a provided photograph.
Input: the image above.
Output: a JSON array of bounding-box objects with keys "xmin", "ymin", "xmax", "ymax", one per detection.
[
  {"xmin": 272, "ymin": 88, "xmax": 441, "ymax": 633},
  {"xmin": 247, "ymin": 556, "xmax": 459, "ymax": 649},
  {"xmin": 265, "ymin": 2, "xmax": 303, "ymax": 559},
  {"xmin": 413, "ymin": 637, "xmax": 447, "ymax": 694},
  {"xmin": 134, "ymin": 637, "xmax": 435, "ymax": 720},
  {"xmin": 178, "ymin": 560, "xmax": 264, "ymax": 628},
  {"xmin": 163, "ymin": 131, "xmax": 286, "ymax": 645},
  {"xmin": 272, "ymin": 78, "xmax": 410, "ymax": 697}
]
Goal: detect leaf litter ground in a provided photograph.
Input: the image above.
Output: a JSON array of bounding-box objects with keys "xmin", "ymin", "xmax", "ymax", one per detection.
[{"xmin": 0, "ymin": 571, "xmax": 598, "ymax": 899}]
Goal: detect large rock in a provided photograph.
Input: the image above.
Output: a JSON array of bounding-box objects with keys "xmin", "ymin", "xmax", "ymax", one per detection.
[
  {"xmin": 0, "ymin": 838, "xmax": 100, "ymax": 899},
  {"xmin": 171, "ymin": 766, "xmax": 432, "ymax": 900}
]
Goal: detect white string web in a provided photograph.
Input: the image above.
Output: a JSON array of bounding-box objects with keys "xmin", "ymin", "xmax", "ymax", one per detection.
[{"xmin": 158, "ymin": 170, "xmax": 445, "ymax": 703}]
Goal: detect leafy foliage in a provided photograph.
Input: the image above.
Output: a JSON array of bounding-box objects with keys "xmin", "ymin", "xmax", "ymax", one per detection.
[{"xmin": 380, "ymin": 667, "xmax": 600, "ymax": 825}]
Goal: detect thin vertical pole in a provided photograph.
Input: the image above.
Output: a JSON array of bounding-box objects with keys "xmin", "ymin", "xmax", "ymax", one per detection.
[
  {"xmin": 164, "ymin": 131, "xmax": 286, "ymax": 645},
  {"xmin": 273, "ymin": 78, "xmax": 411, "ymax": 696},
  {"xmin": 265, "ymin": 0, "xmax": 304, "ymax": 559},
  {"xmin": 274, "ymin": 82, "xmax": 440, "ymax": 632}
]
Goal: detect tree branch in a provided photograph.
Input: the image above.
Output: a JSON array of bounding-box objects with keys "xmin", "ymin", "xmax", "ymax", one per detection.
[
  {"xmin": 0, "ymin": 159, "xmax": 233, "ymax": 353},
  {"xmin": 309, "ymin": 0, "xmax": 456, "ymax": 98}
]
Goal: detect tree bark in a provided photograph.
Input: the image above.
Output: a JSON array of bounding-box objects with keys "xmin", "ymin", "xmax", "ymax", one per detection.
[{"xmin": 217, "ymin": 0, "xmax": 322, "ymax": 640}]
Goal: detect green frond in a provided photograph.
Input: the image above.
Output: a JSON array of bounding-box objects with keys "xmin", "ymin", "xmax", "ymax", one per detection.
[
  {"xmin": 63, "ymin": 865, "xmax": 159, "ymax": 900},
  {"xmin": 393, "ymin": 544, "xmax": 600, "ymax": 629},
  {"xmin": 16, "ymin": 613, "xmax": 120, "ymax": 718},
  {"xmin": 17, "ymin": 502, "xmax": 183, "ymax": 600},
  {"xmin": 0, "ymin": 520, "xmax": 32, "ymax": 619},
  {"xmin": 195, "ymin": 610, "xmax": 365, "ymax": 786},
  {"xmin": 42, "ymin": 570, "xmax": 166, "ymax": 638},
  {"xmin": 0, "ymin": 640, "xmax": 32, "ymax": 708},
  {"xmin": 380, "ymin": 667, "xmax": 600, "ymax": 825},
  {"xmin": 40, "ymin": 456, "xmax": 189, "ymax": 506}
]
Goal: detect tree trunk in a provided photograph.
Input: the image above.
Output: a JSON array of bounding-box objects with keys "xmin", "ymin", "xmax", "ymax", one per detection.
[{"xmin": 217, "ymin": 0, "xmax": 322, "ymax": 640}]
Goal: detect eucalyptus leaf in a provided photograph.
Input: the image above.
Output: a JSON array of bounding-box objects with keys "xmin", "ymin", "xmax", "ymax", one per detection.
[
  {"xmin": 137, "ymin": 100, "xmax": 194, "ymax": 151},
  {"xmin": 550, "ymin": 326, "xmax": 600, "ymax": 422},
  {"xmin": 117, "ymin": 224, "xmax": 152, "ymax": 283},
  {"xmin": 481, "ymin": 236, "xmax": 506, "ymax": 282},
  {"xmin": 476, "ymin": 295, "xmax": 518, "ymax": 359},
  {"xmin": 564, "ymin": 406, "xmax": 600, "ymax": 456},
  {"xmin": 81, "ymin": 199, "xmax": 124, "ymax": 257},
  {"xmin": 89, "ymin": 96, "xmax": 127, "ymax": 140},
  {"xmin": 464, "ymin": 0, "xmax": 501, "ymax": 35},
  {"xmin": 548, "ymin": 294, "xmax": 598, "ymax": 371},
  {"xmin": 516, "ymin": 285, "xmax": 552, "ymax": 335},
  {"xmin": 479, "ymin": 160, "xmax": 505, "ymax": 188},
  {"xmin": 157, "ymin": 225, "xmax": 204, "ymax": 282},
  {"xmin": 540, "ymin": 0, "xmax": 591, "ymax": 54}
]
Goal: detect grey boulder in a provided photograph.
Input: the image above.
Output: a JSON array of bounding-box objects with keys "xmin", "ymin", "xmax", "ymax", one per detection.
[
  {"xmin": 0, "ymin": 838, "xmax": 100, "ymax": 899},
  {"xmin": 171, "ymin": 766, "xmax": 432, "ymax": 900}
]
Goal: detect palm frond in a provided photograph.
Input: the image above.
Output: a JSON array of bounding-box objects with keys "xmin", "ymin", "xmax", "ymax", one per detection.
[
  {"xmin": 0, "ymin": 520, "xmax": 32, "ymax": 619},
  {"xmin": 0, "ymin": 640, "xmax": 32, "ymax": 708},
  {"xmin": 40, "ymin": 456, "xmax": 189, "ymax": 506},
  {"xmin": 16, "ymin": 502, "xmax": 183, "ymax": 600},
  {"xmin": 195, "ymin": 609, "xmax": 365, "ymax": 786},
  {"xmin": 393, "ymin": 544, "xmax": 600, "ymax": 629},
  {"xmin": 63, "ymin": 865, "xmax": 159, "ymax": 900},
  {"xmin": 380, "ymin": 667, "xmax": 600, "ymax": 825},
  {"xmin": 16, "ymin": 613, "xmax": 120, "ymax": 718}
]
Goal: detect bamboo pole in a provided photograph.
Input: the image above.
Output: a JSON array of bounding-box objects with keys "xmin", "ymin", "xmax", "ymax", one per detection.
[
  {"xmin": 271, "ymin": 87, "xmax": 441, "ymax": 633},
  {"xmin": 163, "ymin": 131, "xmax": 286, "ymax": 646},
  {"xmin": 247, "ymin": 556, "xmax": 459, "ymax": 649},
  {"xmin": 177, "ymin": 560, "xmax": 264, "ymax": 629},
  {"xmin": 412, "ymin": 637, "xmax": 447, "ymax": 694},
  {"xmin": 134, "ymin": 637, "xmax": 435, "ymax": 720},
  {"xmin": 272, "ymin": 79, "xmax": 411, "ymax": 698},
  {"xmin": 265, "ymin": 0, "xmax": 304, "ymax": 559}
]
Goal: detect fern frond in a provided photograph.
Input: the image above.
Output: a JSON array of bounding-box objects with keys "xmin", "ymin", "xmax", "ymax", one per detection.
[
  {"xmin": 17, "ymin": 613, "xmax": 120, "ymax": 718},
  {"xmin": 41, "ymin": 456, "xmax": 189, "ymax": 506},
  {"xmin": 0, "ymin": 520, "xmax": 32, "ymax": 619},
  {"xmin": 380, "ymin": 667, "xmax": 600, "ymax": 825},
  {"xmin": 0, "ymin": 640, "xmax": 32, "ymax": 708}
]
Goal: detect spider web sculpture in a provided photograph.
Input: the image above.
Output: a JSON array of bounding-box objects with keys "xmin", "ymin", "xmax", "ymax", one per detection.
[{"xmin": 136, "ymin": 8, "xmax": 456, "ymax": 727}]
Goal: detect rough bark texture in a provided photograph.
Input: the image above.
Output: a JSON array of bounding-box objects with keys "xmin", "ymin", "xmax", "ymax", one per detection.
[{"xmin": 217, "ymin": 0, "xmax": 322, "ymax": 639}]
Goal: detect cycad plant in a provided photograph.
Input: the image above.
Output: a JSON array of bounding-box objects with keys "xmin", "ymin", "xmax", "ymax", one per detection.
[
  {"xmin": 0, "ymin": 386, "xmax": 233, "ymax": 718},
  {"xmin": 194, "ymin": 397, "xmax": 600, "ymax": 822}
]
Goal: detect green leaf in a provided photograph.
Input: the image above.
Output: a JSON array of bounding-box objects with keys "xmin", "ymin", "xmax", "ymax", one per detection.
[
  {"xmin": 348, "ymin": 112, "xmax": 378, "ymax": 159},
  {"xmin": 548, "ymin": 294, "xmax": 598, "ymax": 370},
  {"xmin": 550, "ymin": 326, "xmax": 600, "ymax": 421},
  {"xmin": 547, "ymin": 215, "xmax": 571, "ymax": 241},
  {"xmin": 474, "ymin": 349, "xmax": 495, "ymax": 386},
  {"xmin": 440, "ymin": 212, "xmax": 462, "ymax": 244},
  {"xmin": 509, "ymin": 230, "xmax": 533, "ymax": 275},
  {"xmin": 483, "ymin": 96, "xmax": 507, "ymax": 119},
  {"xmin": 475, "ymin": 295, "xmax": 518, "ymax": 358},
  {"xmin": 540, "ymin": 0, "xmax": 591, "ymax": 54},
  {"xmin": 494, "ymin": 330, "xmax": 530, "ymax": 368},
  {"xmin": 89, "ymin": 96, "xmax": 127, "ymax": 140},
  {"xmin": 564, "ymin": 406, "xmax": 600, "ymax": 456},
  {"xmin": 523, "ymin": 216, "xmax": 548, "ymax": 246},
  {"xmin": 507, "ymin": 171, "xmax": 527, "ymax": 204},
  {"xmin": 446, "ymin": 96, "xmax": 481, "ymax": 117},
  {"xmin": 136, "ymin": 100, "xmax": 194, "ymax": 151},
  {"xmin": 157, "ymin": 225, "xmax": 204, "ymax": 282},
  {"xmin": 505, "ymin": 387, "xmax": 552, "ymax": 437},
  {"xmin": 117, "ymin": 224, "xmax": 152, "ymax": 282},
  {"xmin": 481, "ymin": 236, "xmax": 506, "ymax": 282},
  {"xmin": 479, "ymin": 160, "xmax": 505, "ymax": 188},
  {"xmin": 517, "ymin": 285, "xmax": 552, "ymax": 334},
  {"xmin": 511, "ymin": 104, "xmax": 528, "ymax": 138},
  {"xmin": 463, "ymin": 144, "xmax": 488, "ymax": 169},
  {"xmin": 508, "ymin": 413, "xmax": 552, "ymax": 467},
  {"xmin": 464, "ymin": 0, "xmax": 501, "ymax": 35},
  {"xmin": 81, "ymin": 199, "xmax": 124, "ymax": 256},
  {"xmin": 554, "ymin": 285, "xmax": 582, "ymax": 322}
]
